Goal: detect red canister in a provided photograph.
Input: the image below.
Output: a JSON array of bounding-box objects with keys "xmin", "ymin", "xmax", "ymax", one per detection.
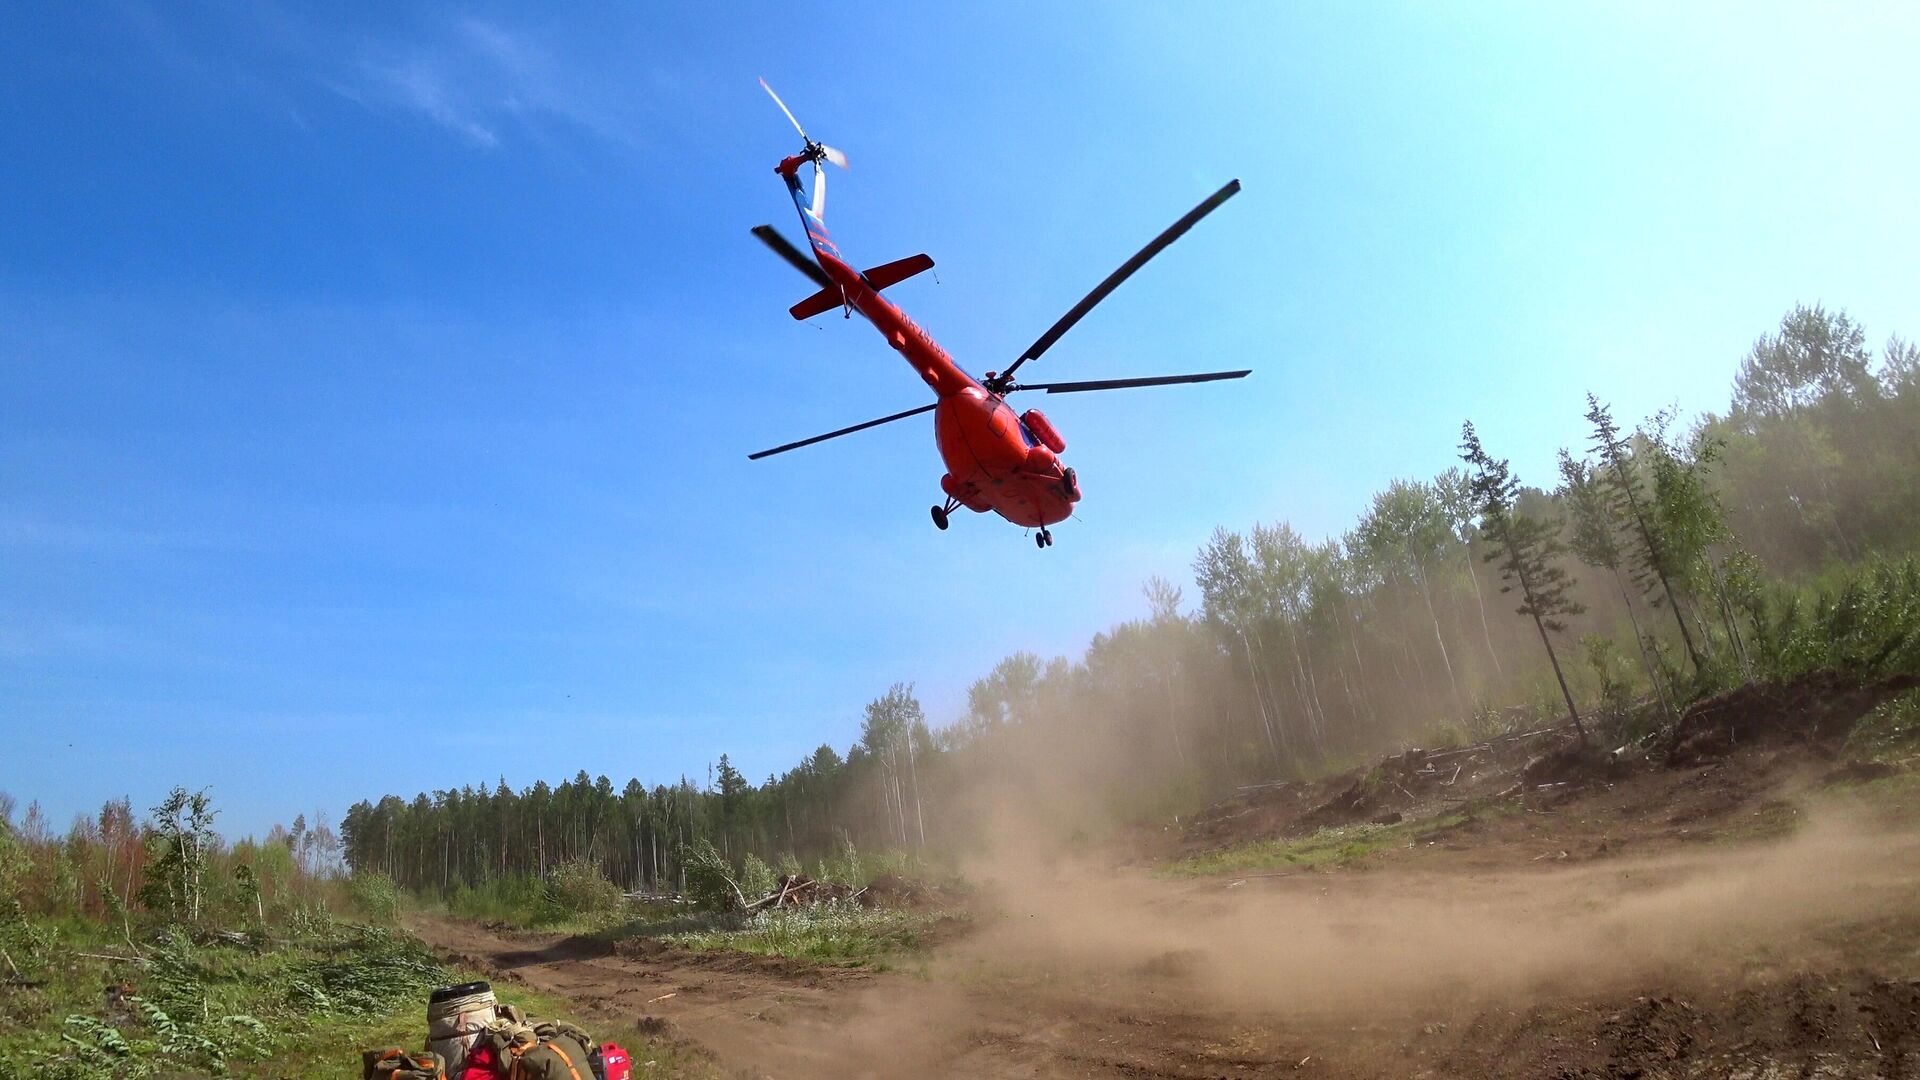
[{"xmin": 599, "ymin": 1042, "xmax": 632, "ymax": 1080}]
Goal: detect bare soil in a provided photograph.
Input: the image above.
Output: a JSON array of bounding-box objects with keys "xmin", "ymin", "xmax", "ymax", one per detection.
[{"xmin": 412, "ymin": 736, "xmax": 1920, "ymax": 1079}]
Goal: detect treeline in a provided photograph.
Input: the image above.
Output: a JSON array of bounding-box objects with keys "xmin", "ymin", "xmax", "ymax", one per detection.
[
  {"xmin": 341, "ymin": 304, "xmax": 1920, "ymax": 894},
  {"xmin": 2, "ymin": 788, "xmax": 357, "ymax": 931},
  {"xmin": 340, "ymin": 690, "xmax": 934, "ymax": 896}
]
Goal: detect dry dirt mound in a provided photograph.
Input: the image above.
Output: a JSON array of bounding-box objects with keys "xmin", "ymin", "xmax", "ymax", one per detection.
[
  {"xmin": 1182, "ymin": 671, "xmax": 1917, "ymax": 858},
  {"xmin": 1667, "ymin": 670, "xmax": 1920, "ymax": 765},
  {"xmin": 1181, "ymin": 726, "xmax": 1585, "ymax": 855}
]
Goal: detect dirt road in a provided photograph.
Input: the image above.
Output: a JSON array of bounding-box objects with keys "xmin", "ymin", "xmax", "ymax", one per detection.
[{"xmin": 414, "ymin": 758, "xmax": 1920, "ymax": 1078}]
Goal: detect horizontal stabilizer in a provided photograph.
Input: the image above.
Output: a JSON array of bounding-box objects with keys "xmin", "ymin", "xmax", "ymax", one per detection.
[
  {"xmin": 788, "ymin": 253, "xmax": 935, "ymax": 321},
  {"xmin": 789, "ymin": 284, "xmax": 844, "ymax": 321},
  {"xmin": 863, "ymin": 253, "xmax": 934, "ymax": 291}
]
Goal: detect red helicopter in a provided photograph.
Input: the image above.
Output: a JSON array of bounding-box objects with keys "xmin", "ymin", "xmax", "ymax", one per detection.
[{"xmin": 749, "ymin": 80, "xmax": 1249, "ymax": 549}]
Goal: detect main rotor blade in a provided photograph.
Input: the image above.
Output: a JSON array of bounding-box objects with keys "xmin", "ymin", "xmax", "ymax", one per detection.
[
  {"xmin": 752, "ymin": 225, "xmax": 831, "ymax": 288},
  {"xmin": 1012, "ymin": 369, "xmax": 1252, "ymax": 394},
  {"xmin": 759, "ymin": 77, "xmax": 809, "ymax": 141},
  {"xmin": 1001, "ymin": 179, "xmax": 1242, "ymax": 385},
  {"xmin": 748, "ymin": 403, "xmax": 937, "ymax": 460}
]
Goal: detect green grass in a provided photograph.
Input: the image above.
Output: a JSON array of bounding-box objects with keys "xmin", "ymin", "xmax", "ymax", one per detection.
[
  {"xmin": 1159, "ymin": 814, "xmax": 1469, "ymax": 878},
  {"xmin": 660, "ymin": 905, "xmax": 963, "ymax": 966},
  {"xmin": 1843, "ymin": 693, "xmax": 1920, "ymax": 763},
  {"xmin": 1712, "ymin": 798, "xmax": 1804, "ymax": 843},
  {"xmin": 1, "ymin": 920, "xmax": 448, "ymax": 1080},
  {"xmin": 588, "ymin": 906, "xmax": 736, "ymax": 942},
  {"xmin": 1816, "ymin": 768, "xmax": 1920, "ymax": 829},
  {"xmin": 0, "ymin": 915, "xmax": 707, "ymax": 1079}
]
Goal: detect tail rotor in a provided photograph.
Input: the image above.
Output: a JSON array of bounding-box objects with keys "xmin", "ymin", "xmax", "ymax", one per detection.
[{"xmin": 759, "ymin": 78, "xmax": 848, "ymax": 170}]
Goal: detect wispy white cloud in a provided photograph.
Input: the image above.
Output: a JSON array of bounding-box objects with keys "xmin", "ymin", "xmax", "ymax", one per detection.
[
  {"xmin": 103, "ymin": 7, "xmax": 648, "ymax": 154},
  {"xmin": 333, "ymin": 17, "xmax": 636, "ymax": 152},
  {"xmin": 351, "ymin": 53, "xmax": 500, "ymax": 148}
]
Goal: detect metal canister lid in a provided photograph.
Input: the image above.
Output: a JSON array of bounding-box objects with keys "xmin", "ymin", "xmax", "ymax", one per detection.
[{"xmin": 428, "ymin": 981, "xmax": 492, "ymax": 1004}]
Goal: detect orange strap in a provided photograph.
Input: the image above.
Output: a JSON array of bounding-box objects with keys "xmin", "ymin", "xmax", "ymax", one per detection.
[
  {"xmin": 509, "ymin": 1041, "xmax": 582, "ymax": 1080},
  {"xmin": 548, "ymin": 1041, "xmax": 584, "ymax": 1080}
]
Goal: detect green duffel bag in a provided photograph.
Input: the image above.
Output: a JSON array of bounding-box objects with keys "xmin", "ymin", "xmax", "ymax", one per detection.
[
  {"xmin": 531, "ymin": 1019, "xmax": 598, "ymax": 1060},
  {"xmin": 507, "ymin": 1033, "xmax": 592, "ymax": 1080}
]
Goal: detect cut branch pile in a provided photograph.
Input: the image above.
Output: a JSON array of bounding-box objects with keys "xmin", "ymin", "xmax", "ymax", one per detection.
[
  {"xmin": 1297, "ymin": 727, "xmax": 1587, "ymax": 833},
  {"xmin": 741, "ymin": 874, "xmax": 862, "ymax": 913},
  {"xmin": 622, "ymin": 891, "xmax": 691, "ymax": 905},
  {"xmin": 734, "ymin": 872, "xmax": 950, "ymax": 913}
]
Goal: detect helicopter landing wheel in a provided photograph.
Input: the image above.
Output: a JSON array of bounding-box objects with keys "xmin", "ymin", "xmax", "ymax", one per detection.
[
  {"xmin": 931, "ymin": 504, "xmax": 950, "ymax": 531},
  {"xmin": 1035, "ymin": 528, "xmax": 1053, "ymax": 549}
]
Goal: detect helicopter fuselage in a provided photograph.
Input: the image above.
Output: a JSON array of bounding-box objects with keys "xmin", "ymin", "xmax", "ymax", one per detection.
[{"xmin": 804, "ymin": 193, "xmax": 1079, "ymax": 531}]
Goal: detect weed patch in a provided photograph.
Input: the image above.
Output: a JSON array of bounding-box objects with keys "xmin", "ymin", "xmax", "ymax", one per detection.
[
  {"xmin": 661, "ymin": 904, "xmax": 963, "ymax": 965},
  {"xmin": 1161, "ymin": 815, "xmax": 1468, "ymax": 877},
  {"xmin": 1, "ymin": 920, "xmax": 448, "ymax": 1079}
]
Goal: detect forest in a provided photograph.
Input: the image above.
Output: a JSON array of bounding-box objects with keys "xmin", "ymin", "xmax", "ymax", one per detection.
[{"xmin": 311, "ymin": 303, "xmax": 1920, "ymax": 898}]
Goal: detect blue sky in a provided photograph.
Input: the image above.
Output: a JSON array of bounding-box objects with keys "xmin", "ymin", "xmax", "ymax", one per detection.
[{"xmin": 4, "ymin": 3, "xmax": 1916, "ymax": 838}]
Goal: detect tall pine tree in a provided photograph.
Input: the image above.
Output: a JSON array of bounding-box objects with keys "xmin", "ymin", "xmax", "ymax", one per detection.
[
  {"xmin": 1461, "ymin": 422, "xmax": 1588, "ymax": 741},
  {"xmin": 1559, "ymin": 450, "xmax": 1672, "ymax": 718},
  {"xmin": 1585, "ymin": 394, "xmax": 1704, "ymax": 672}
]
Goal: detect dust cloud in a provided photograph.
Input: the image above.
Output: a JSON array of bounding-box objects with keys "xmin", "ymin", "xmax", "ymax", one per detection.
[
  {"xmin": 705, "ymin": 800, "xmax": 1920, "ymax": 1080},
  {"xmin": 953, "ymin": 807, "xmax": 1920, "ymax": 1022}
]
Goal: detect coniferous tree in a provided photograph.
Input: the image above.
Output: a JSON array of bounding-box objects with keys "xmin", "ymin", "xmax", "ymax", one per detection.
[
  {"xmin": 1641, "ymin": 418, "xmax": 1755, "ymax": 677},
  {"xmin": 1461, "ymin": 422, "xmax": 1587, "ymax": 741},
  {"xmin": 1559, "ymin": 450, "xmax": 1671, "ymax": 716},
  {"xmin": 1585, "ymin": 393, "xmax": 1703, "ymax": 672}
]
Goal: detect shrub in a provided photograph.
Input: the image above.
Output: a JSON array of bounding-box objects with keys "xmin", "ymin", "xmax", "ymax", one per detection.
[
  {"xmin": 1844, "ymin": 692, "xmax": 1920, "ymax": 760},
  {"xmin": 1743, "ymin": 558, "xmax": 1920, "ymax": 680},
  {"xmin": 446, "ymin": 875, "xmax": 556, "ymax": 926},
  {"xmin": 1582, "ymin": 634, "xmax": 1637, "ymax": 727},
  {"xmin": 681, "ymin": 839, "xmax": 739, "ymax": 911},
  {"xmin": 546, "ymin": 858, "xmax": 622, "ymax": 917},
  {"xmin": 814, "ymin": 837, "xmax": 863, "ymax": 888},
  {"xmin": 737, "ymin": 853, "xmax": 776, "ymax": 900},
  {"xmin": 343, "ymin": 871, "xmax": 402, "ymax": 925}
]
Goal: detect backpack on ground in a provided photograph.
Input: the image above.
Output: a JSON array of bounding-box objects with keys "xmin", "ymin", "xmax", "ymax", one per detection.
[{"xmin": 506, "ymin": 1031, "xmax": 594, "ymax": 1080}]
